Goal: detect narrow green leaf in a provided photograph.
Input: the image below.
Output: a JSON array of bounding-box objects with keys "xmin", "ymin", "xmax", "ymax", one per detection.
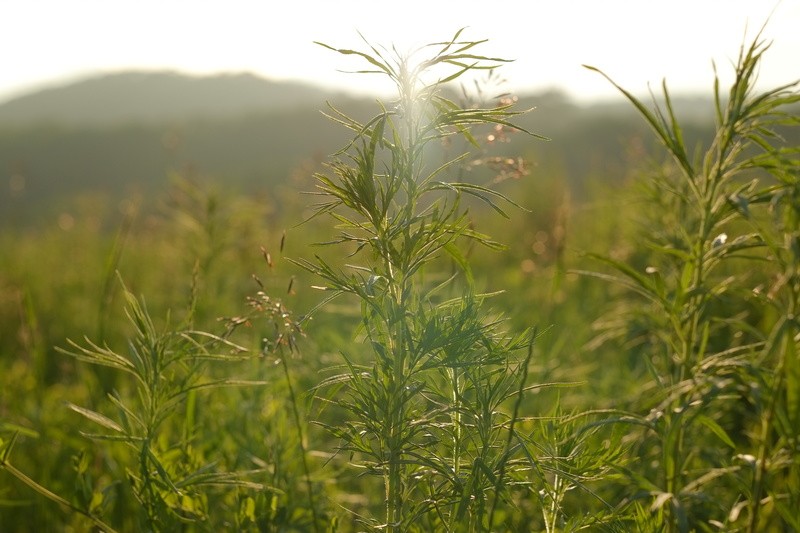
[
  {"xmin": 147, "ymin": 448, "xmax": 180, "ymax": 493},
  {"xmin": 443, "ymin": 242, "xmax": 474, "ymax": 287},
  {"xmin": 679, "ymin": 261, "xmax": 694, "ymax": 293},
  {"xmin": 579, "ymin": 254, "xmax": 664, "ymax": 305},
  {"xmin": 66, "ymin": 403, "xmax": 123, "ymax": 433},
  {"xmin": 784, "ymin": 328, "xmax": 799, "ymax": 426},
  {"xmin": 314, "ymin": 42, "xmax": 393, "ymax": 77},
  {"xmin": 0, "ymin": 431, "xmax": 19, "ymax": 463},
  {"xmin": 774, "ymin": 497, "xmax": 800, "ymax": 530},
  {"xmin": 0, "ymin": 423, "xmax": 39, "ymax": 440},
  {"xmin": 695, "ymin": 414, "xmax": 735, "ymax": 448}
]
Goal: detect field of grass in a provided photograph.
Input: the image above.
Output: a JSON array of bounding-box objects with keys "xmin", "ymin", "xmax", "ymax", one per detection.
[{"xmin": 1, "ymin": 30, "xmax": 799, "ymax": 532}]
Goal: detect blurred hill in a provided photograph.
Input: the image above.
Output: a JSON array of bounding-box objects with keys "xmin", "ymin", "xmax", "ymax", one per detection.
[
  {"xmin": 0, "ymin": 71, "xmax": 339, "ymax": 126},
  {"xmin": 0, "ymin": 70, "xmax": 745, "ymax": 225}
]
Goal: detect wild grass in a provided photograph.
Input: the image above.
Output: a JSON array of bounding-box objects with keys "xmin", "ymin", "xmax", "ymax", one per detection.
[{"xmin": 0, "ymin": 26, "xmax": 798, "ymax": 533}]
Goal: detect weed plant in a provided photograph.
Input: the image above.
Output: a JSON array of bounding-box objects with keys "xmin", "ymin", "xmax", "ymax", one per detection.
[
  {"xmin": 294, "ymin": 31, "xmax": 624, "ymax": 532},
  {"xmin": 584, "ymin": 28, "xmax": 800, "ymax": 531}
]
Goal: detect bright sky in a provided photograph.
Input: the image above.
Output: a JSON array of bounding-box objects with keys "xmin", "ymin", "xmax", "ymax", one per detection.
[{"xmin": 2, "ymin": 1, "xmax": 798, "ymax": 104}]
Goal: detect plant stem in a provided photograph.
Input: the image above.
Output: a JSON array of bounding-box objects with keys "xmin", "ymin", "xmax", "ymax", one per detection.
[
  {"xmin": 279, "ymin": 351, "xmax": 321, "ymax": 533},
  {"xmin": 1, "ymin": 460, "xmax": 121, "ymax": 533}
]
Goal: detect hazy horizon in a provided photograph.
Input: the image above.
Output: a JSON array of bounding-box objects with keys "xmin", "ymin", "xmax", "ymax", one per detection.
[
  {"xmin": 0, "ymin": 66, "xmax": 722, "ymax": 110},
  {"xmin": 3, "ymin": 1, "xmax": 798, "ymax": 106}
]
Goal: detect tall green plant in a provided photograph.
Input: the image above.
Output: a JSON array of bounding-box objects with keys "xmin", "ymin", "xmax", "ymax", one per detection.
[
  {"xmin": 293, "ymin": 30, "xmax": 548, "ymax": 531},
  {"xmin": 57, "ymin": 284, "xmax": 268, "ymax": 531},
  {"xmin": 584, "ymin": 27, "xmax": 799, "ymax": 531}
]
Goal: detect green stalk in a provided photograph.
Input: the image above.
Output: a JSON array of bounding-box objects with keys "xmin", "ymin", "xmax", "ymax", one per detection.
[
  {"xmin": 749, "ymin": 283, "xmax": 799, "ymax": 531},
  {"xmin": 489, "ymin": 335, "xmax": 535, "ymax": 529},
  {"xmin": 0, "ymin": 459, "xmax": 121, "ymax": 533},
  {"xmin": 748, "ymin": 354, "xmax": 782, "ymax": 532},
  {"xmin": 451, "ymin": 367, "xmax": 462, "ymax": 479},
  {"xmin": 279, "ymin": 352, "xmax": 321, "ymax": 533}
]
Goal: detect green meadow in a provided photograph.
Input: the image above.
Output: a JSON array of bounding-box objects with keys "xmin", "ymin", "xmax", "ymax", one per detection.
[{"xmin": 1, "ymin": 31, "xmax": 799, "ymax": 532}]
